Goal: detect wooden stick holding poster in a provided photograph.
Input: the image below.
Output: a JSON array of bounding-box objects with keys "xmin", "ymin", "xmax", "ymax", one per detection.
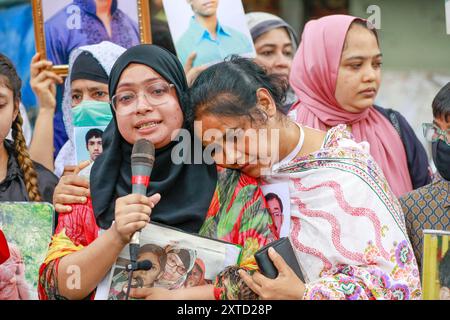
[{"xmin": 31, "ymin": 0, "xmax": 152, "ymax": 76}]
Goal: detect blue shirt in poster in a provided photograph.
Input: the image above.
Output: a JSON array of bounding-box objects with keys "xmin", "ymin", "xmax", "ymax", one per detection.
[
  {"xmin": 44, "ymin": 0, "xmax": 140, "ymax": 65},
  {"xmin": 176, "ymin": 17, "xmax": 253, "ymax": 67}
]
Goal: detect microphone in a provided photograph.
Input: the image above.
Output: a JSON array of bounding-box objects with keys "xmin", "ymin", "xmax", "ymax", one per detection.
[
  {"xmin": 126, "ymin": 259, "xmax": 153, "ymax": 272},
  {"xmin": 129, "ymin": 139, "xmax": 155, "ymax": 264},
  {"xmin": 0, "ymin": 230, "xmax": 10, "ymax": 265}
]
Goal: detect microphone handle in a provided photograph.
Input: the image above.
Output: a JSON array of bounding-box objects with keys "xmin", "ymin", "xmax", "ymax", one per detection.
[
  {"xmin": 132, "ymin": 183, "xmax": 147, "ymax": 195},
  {"xmin": 129, "ymin": 181, "xmax": 149, "ymax": 249},
  {"xmin": 130, "ymin": 231, "xmax": 140, "ymax": 246},
  {"xmin": 129, "ymin": 183, "xmax": 145, "ymax": 262},
  {"xmin": 129, "ymin": 182, "xmax": 146, "ymax": 251},
  {"xmin": 130, "ymin": 164, "xmax": 152, "ymax": 263}
]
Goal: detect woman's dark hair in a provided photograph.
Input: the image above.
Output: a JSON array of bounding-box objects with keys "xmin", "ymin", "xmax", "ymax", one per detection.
[
  {"xmin": 349, "ymin": 19, "xmax": 380, "ymax": 45},
  {"xmin": 189, "ymin": 56, "xmax": 287, "ymax": 124},
  {"xmin": 432, "ymin": 82, "xmax": 450, "ymax": 122},
  {"xmin": 0, "ymin": 53, "xmax": 41, "ymax": 201}
]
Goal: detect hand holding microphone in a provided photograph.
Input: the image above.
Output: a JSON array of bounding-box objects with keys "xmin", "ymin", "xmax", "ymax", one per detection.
[
  {"xmin": 115, "ymin": 139, "xmax": 158, "ymax": 301},
  {"xmin": 113, "ymin": 193, "xmax": 160, "ymax": 245},
  {"xmin": 113, "ymin": 139, "xmax": 160, "ymax": 248}
]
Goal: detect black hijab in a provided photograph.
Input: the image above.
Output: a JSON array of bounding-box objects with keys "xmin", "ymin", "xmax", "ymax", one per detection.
[
  {"xmin": 90, "ymin": 44, "xmax": 217, "ymax": 232},
  {"xmin": 71, "ymin": 51, "xmax": 109, "ymax": 84}
]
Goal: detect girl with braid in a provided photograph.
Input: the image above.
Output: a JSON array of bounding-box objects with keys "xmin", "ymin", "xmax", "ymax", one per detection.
[{"xmin": 0, "ymin": 53, "xmax": 58, "ymax": 202}]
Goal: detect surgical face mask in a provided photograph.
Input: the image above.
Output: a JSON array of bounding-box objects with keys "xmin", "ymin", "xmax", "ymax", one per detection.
[
  {"xmin": 432, "ymin": 139, "xmax": 450, "ymax": 181},
  {"xmin": 71, "ymin": 100, "xmax": 112, "ymax": 127}
]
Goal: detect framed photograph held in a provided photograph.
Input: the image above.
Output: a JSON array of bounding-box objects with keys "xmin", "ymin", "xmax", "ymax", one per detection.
[{"xmin": 31, "ymin": 0, "xmax": 152, "ymax": 76}]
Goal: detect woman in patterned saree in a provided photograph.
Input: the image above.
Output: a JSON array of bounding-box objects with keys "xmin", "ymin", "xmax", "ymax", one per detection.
[
  {"xmin": 190, "ymin": 56, "xmax": 422, "ymax": 300},
  {"xmin": 38, "ymin": 44, "xmax": 276, "ymax": 300}
]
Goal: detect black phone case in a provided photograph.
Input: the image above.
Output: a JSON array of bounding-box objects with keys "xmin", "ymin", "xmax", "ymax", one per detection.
[{"xmin": 254, "ymin": 237, "xmax": 304, "ymax": 282}]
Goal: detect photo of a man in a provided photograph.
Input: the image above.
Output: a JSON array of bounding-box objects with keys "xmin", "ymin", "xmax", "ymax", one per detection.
[
  {"xmin": 44, "ymin": 0, "xmax": 140, "ymax": 65},
  {"xmin": 108, "ymin": 244, "xmax": 166, "ymax": 300},
  {"xmin": 261, "ymin": 182, "xmax": 290, "ymax": 238},
  {"xmin": 265, "ymin": 193, "xmax": 284, "ymax": 237},
  {"xmin": 131, "ymin": 244, "xmax": 166, "ymax": 289},
  {"xmin": 85, "ymin": 128, "xmax": 103, "ymax": 161},
  {"xmin": 165, "ymin": 0, "xmax": 254, "ymax": 67}
]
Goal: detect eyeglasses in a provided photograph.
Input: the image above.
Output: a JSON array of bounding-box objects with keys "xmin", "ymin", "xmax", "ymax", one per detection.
[
  {"xmin": 111, "ymin": 82, "xmax": 175, "ymax": 115},
  {"xmin": 422, "ymin": 123, "xmax": 450, "ymax": 145},
  {"xmin": 166, "ymin": 256, "xmax": 186, "ymax": 276}
]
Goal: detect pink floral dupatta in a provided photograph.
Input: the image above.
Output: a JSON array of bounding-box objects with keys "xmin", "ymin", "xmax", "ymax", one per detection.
[{"xmin": 289, "ymin": 15, "xmax": 412, "ymax": 197}]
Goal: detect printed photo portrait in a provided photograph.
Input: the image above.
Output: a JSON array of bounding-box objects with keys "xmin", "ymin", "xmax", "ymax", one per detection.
[
  {"xmin": 108, "ymin": 244, "xmax": 167, "ymax": 300},
  {"xmin": 184, "ymin": 258, "xmax": 212, "ymax": 288},
  {"xmin": 162, "ymin": 0, "xmax": 255, "ymax": 68},
  {"xmin": 99, "ymin": 222, "xmax": 240, "ymax": 300},
  {"xmin": 34, "ymin": 0, "xmax": 150, "ymax": 67},
  {"xmin": 439, "ymin": 249, "xmax": 450, "ymax": 300},
  {"xmin": 155, "ymin": 245, "xmax": 197, "ymax": 290},
  {"xmin": 422, "ymin": 230, "xmax": 450, "ymax": 300},
  {"xmin": 74, "ymin": 126, "xmax": 105, "ymax": 163},
  {"xmin": 261, "ymin": 183, "xmax": 291, "ymax": 238},
  {"xmin": 107, "ymin": 265, "xmax": 128, "ymax": 300},
  {"xmin": 0, "ymin": 203, "xmax": 54, "ymax": 300},
  {"xmin": 108, "ymin": 245, "xmax": 198, "ymax": 300}
]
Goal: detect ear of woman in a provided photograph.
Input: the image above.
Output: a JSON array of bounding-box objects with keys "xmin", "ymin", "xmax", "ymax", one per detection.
[{"xmin": 256, "ymin": 88, "xmax": 277, "ymax": 118}]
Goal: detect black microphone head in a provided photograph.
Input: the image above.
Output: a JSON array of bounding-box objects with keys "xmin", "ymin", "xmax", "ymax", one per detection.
[
  {"xmin": 131, "ymin": 139, "xmax": 155, "ymax": 167},
  {"xmin": 137, "ymin": 259, "xmax": 153, "ymax": 271}
]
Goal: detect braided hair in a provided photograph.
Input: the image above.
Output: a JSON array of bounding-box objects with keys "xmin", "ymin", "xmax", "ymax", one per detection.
[{"xmin": 0, "ymin": 53, "xmax": 42, "ymax": 201}]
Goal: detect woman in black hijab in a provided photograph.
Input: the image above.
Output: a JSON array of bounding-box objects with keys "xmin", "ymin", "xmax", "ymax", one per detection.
[
  {"xmin": 39, "ymin": 45, "xmax": 275, "ymax": 300},
  {"xmin": 91, "ymin": 44, "xmax": 217, "ymax": 233}
]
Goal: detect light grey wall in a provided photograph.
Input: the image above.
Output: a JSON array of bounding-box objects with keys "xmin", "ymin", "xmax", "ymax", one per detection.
[{"xmin": 350, "ymin": 0, "xmax": 450, "ymax": 72}]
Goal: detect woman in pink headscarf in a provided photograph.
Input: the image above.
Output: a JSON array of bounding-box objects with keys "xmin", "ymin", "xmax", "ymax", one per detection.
[{"xmin": 289, "ymin": 15, "xmax": 430, "ymax": 197}]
